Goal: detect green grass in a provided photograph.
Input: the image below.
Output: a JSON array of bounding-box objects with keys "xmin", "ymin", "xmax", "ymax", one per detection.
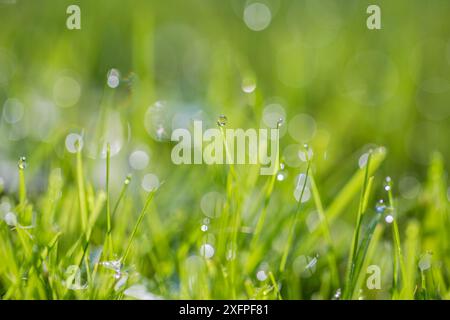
[
  {"xmin": 0, "ymin": 141, "xmax": 449, "ymax": 300},
  {"xmin": 1, "ymin": 0, "xmax": 450, "ymax": 300}
]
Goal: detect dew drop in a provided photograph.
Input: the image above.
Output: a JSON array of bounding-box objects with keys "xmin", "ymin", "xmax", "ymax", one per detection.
[
  {"xmin": 385, "ymin": 215, "xmax": 394, "ymax": 224},
  {"xmin": 333, "ymin": 288, "xmax": 342, "ymax": 300},
  {"xmin": 18, "ymin": 156, "xmax": 27, "ymax": 170},
  {"xmin": 298, "ymin": 148, "xmax": 314, "ymax": 162},
  {"xmin": 276, "ymin": 118, "xmax": 284, "ymax": 128},
  {"xmin": 200, "ymin": 243, "xmax": 215, "ymax": 259},
  {"xmin": 201, "ymin": 224, "xmax": 208, "ymax": 232},
  {"xmin": 217, "ymin": 115, "xmax": 228, "ymax": 127},
  {"xmin": 384, "ymin": 185, "xmax": 391, "ymax": 191},
  {"xmin": 241, "ymin": 78, "xmax": 256, "ymax": 93},
  {"xmin": 277, "ymin": 171, "xmax": 286, "ymax": 181},
  {"xmin": 2, "ymin": 98, "xmax": 24, "ymax": 124},
  {"xmin": 244, "ymin": 2, "xmax": 272, "ymax": 32}
]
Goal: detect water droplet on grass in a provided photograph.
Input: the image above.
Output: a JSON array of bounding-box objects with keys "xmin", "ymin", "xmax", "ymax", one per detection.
[
  {"xmin": 298, "ymin": 148, "xmax": 314, "ymax": 162},
  {"xmin": 244, "ymin": 2, "xmax": 272, "ymax": 31},
  {"xmin": 200, "ymin": 224, "xmax": 208, "ymax": 232},
  {"xmin": 385, "ymin": 215, "xmax": 394, "ymax": 224},
  {"xmin": 124, "ymin": 174, "xmax": 132, "ymax": 185},
  {"xmin": 2, "ymin": 98, "xmax": 24, "ymax": 124},
  {"xmin": 114, "ymin": 273, "xmax": 129, "ymax": 291},
  {"xmin": 256, "ymin": 270, "xmax": 268, "ymax": 281},
  {"xmin": 129, "ymin": 150, "xmax": 150, "ymax": 170},
  {"xmin": 384, "ymin": 185, "xmax": 391, "ymax": 191},
  {"xmin": 4, "ymin": 212, "xmax": 17, "ymax": 226},
  {"xmin": 217, "ymin": 115, "xmax": 228, "ymax": 127},
  {"xmin": 358, "ymin": 153, "xmax": 369, "ymax": 168},
  {"xmin": 124, "ymin": 284, "xmax": 162, "ymax": 300},
  {"xmin": 375, "ymin": 200, "xmax": 386, "ymax": 213},
  {"xmin": 141, "ymin": 173, "xmax": 160, "ymax": 192},
  {"xmin": 277, "ymin": 172, "xmax": 286, "ymax": 181},
  {"xmin": 241, "ymin": 78, "xmax": 256, "ymax": 93}
]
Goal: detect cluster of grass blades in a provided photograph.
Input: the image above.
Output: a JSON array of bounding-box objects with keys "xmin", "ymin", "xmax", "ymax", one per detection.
[{"xmin": 0, "ymin": 134, "xmax": 449, "ymax": 299}]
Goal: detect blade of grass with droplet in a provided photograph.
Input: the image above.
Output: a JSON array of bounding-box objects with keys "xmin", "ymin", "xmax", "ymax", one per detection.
[
  {"xmin": 112, "ymin": 174, "xmax": 132, "ymax": 217},
  {"xmin": 76, "ymin": 147, "xmax": 88, "ymax": 233},
  {"xmin": 401, "ymin": 221, "xmax": 419, "ymax": 299}
]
